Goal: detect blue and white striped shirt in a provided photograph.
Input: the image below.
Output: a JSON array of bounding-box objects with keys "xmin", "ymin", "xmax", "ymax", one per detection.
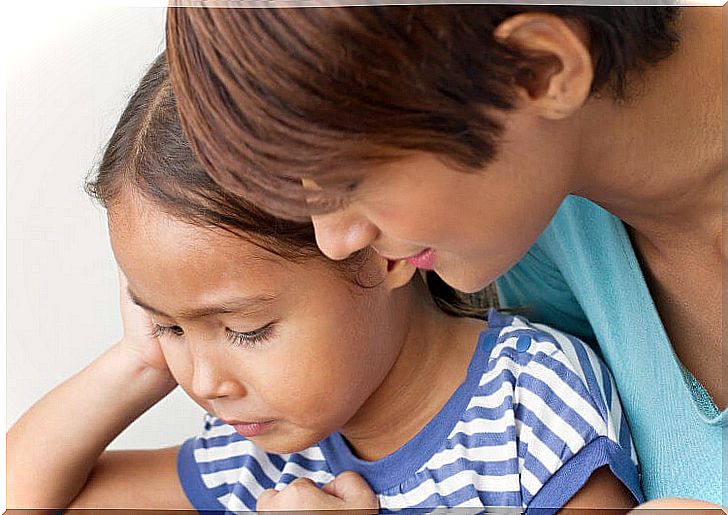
[{"xmin": 178, "ymin": 309, "xmax": 643, "ymax": 514}]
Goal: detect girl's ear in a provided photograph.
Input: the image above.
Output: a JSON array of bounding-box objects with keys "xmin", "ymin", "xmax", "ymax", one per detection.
[
  {"xmin": 377, "ymin": 256, "xmax": 418, "ymax": 292},
  {"xmin": 493, "ymin": 12, "xmax": 594, "ymax": 120}
]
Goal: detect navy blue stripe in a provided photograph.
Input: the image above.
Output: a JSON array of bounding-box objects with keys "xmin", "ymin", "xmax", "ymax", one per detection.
[
  {"xmin": 514, "ymin": 403, "xmax": 571, "ymax": 461},
  {"xmin": 566, "ymin": 333, "xmax": 608, "ymax": 419},
  {"xmin": 267, "ymin": 452, "xmax": 287, "ymax": 470},
  {"xmin": 421, "ymin": 457, "xmax": 519, "ymax": 485},
  {"xmin": 525, "ymin": 351, "xmax": 601, "ymax": 410},
  {"xmin": 519, "ymin": 445, "xmax": 553, "ymax": 486},
  {"xmin": 600, "ymin": 364, "xmax": 613, "ymax": 414},
  {"xmin": 198, "ymin": 454, "xmax": 279, "ymax": 488},
  {"xmin": 287, "ymin": 454, "xmax": 330, "ymax": 473},
  {"xmin": 445, "ymin": 426, "xmax": 517, "ymax": 448},
  {"xmin": 229, "ymin": 480, "xmax": 260, "ymax": 511},
  {"xmin": 517, "ymin": 372, "xmax": 602, "ymax": 440},
  {"xmin": 198, "ymin": 433, "xmax": 244, "ymax": 449},
  {"xmin": 475, "ymin": 367, "xmax": 517, "ymax": 396},
  {"xmin": 177, "ymin": 438, "xmax": 229, "ymax": 512},
  {"xmin": 461, "ymin": 397, "xmax": 512, "ymax": 422},
  {"xmin": 618, "ymin": 410, "xmax": 633, "ymax": 457}
]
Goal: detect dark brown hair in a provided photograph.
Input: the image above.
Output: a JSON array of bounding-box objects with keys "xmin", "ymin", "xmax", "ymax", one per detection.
[
  {"xmin": 166, "ymin": 5, "xmax": 680, "ymax": 221},
  {"xmin": 86, "ymin": 53, "xmax": 491, "ymax": 318}
]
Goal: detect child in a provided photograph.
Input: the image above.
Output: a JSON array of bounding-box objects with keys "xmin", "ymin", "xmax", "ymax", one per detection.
[{"xmin": 7, "ymin": 54, "xmax": 642, "ymax": 513}]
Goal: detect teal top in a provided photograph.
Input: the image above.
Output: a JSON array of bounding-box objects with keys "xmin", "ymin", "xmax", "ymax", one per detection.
[{"xmin": 496, "ymin": 195, "xmax": 726, "ymax": 505}]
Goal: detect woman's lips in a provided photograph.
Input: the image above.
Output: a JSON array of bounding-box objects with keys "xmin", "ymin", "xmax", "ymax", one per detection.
[
  {"xmin": 228, "ymin": 420, "xmax": 275, "ymax": 438},
  {"xmin": 405, "ymin": 248, "xmax": 436, "ymax": 270}
]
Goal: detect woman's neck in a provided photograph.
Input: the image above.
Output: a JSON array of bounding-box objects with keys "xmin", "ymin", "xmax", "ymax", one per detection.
[
  {"xmin": 340, "ymin": 279, "xmax": 487, "ymax": 461},
  {"xmin": 573, "ymin": 6, "xmax": 723, "ymax": 249}
]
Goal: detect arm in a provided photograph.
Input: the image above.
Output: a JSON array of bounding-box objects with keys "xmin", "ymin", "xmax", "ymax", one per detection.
[
  {"xmin": 7, "ymin": 340, "xmax": 190, "ymax": 509},
  {"xmin": 7, "ymin": 274, "xmax": 191, "ymax": 510}
]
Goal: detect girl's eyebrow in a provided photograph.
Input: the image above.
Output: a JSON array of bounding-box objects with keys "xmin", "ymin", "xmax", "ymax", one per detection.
[{"xmin": 127, "ymin": 288, "xmax": 278, "ymax": 320}]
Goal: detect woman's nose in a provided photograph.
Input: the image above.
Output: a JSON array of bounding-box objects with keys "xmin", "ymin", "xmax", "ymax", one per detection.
[{"xmin": 311, "ymin": 209, "xmax": 380, "ymax": 260}]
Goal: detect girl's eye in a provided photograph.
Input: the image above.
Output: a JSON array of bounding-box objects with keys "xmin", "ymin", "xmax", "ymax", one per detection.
[
  {"xmin": 226, "ymin": 322, "xmax": 275, "ymax": 349},
  {"xmin": 151, "ymin": 324, "xmax": 184, "ymax": 339}
]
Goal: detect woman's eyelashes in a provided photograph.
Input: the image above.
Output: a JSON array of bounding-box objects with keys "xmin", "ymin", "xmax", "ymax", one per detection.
[{"xmin": 151, "ymin": 322, "xmax": 276, "ymax": 349}]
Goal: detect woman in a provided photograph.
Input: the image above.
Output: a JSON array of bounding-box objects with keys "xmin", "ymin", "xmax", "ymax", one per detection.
[{"xmin": 165, "ymin": 5, "xmax": 725, "ymax": 508}]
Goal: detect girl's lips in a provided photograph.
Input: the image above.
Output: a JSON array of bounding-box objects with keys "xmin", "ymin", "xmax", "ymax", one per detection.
[
  {"xmin": 405, "ymin": 248, "xmax": 436, "ymax": 270},
  {"xmin": 230, "ymin": 420, "xmax": 275, "ymax": 438}
]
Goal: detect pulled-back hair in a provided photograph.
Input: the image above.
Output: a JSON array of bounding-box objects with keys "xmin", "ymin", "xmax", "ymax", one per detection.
[
  {"xmin": 87, "ymin": 53, "xmax": 493, "ymax": 318},
  {"xmin": 166, "ymin": 5, "xmax": 680, "ymax": 221}
]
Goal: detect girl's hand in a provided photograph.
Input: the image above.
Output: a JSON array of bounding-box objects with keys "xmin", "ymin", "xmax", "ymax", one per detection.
[
  {"xmin": 118, "ymin": 271, "xmax": 173, "ymax": 379},
  {"xmin": 257, "ymin": 471, "xmax": 378, "ymax": 513}
]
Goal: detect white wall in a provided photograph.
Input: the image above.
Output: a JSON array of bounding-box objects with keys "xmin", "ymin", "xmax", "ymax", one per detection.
[{"xmin": 6, "ymin": 4, "xmax": 205, "ymax": 449}]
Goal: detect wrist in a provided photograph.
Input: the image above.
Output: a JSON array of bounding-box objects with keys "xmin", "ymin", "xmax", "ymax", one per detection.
[{"xmin": 103, "ymin": 341, "xmax": 177, "ymax": 398}]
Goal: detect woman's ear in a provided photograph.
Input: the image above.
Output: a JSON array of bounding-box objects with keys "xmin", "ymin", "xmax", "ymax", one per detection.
[{"xmin": 494, "ymin": 12, "xmax": 594, "ymax": 120}]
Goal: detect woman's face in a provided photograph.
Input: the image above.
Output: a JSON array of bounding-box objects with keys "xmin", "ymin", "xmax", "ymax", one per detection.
[
  {"xmin": 109, "ymin": 196, "xmax": 411, "ymax": 454},
  {"xmin": 310, "ymin": 105, "xmax": 580, "ymax": 293}
]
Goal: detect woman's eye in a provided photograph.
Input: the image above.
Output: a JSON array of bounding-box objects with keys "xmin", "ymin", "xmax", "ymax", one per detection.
[
  {"xmin": 226, "ymin": 322, "xmax": 275, "ymax": 349},
  {"xmin": 151, "ymin": 324, "xmax": 184, "ymax": 339}
]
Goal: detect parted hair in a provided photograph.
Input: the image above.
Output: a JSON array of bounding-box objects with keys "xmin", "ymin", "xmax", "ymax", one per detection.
[{"xmin": 166, "ymin": 5, "xmax": 680, "ymax": 221}]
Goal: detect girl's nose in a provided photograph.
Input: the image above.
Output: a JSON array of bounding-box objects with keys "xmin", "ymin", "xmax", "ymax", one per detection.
[
  {"xmin": 190, "ymin": 353, "xmax": 245, "ymax": 400},
  {"xmin": 311, "ymin": 209, "xmax": 380, "ymax": 260}
]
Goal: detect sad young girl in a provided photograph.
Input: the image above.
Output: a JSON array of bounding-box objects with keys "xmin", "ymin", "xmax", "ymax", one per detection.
[{"xmin": 8, "ymin": 54, "xmax": 640, "ymax": 513}]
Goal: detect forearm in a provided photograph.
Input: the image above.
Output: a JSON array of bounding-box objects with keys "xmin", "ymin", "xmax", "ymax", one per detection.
[{"xmin": 7, "ymin": 341, "xmax": 176, "ymax": 508}]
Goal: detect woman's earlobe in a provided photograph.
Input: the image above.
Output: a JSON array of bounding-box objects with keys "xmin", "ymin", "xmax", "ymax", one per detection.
[{"xmin": 494, "ymin": 12, "xmax": 594, "ymax": 119}]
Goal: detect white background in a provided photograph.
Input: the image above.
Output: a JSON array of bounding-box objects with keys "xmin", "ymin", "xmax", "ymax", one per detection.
[{"xmin": 5, "ymin": 4, "xmax": 205, "ymax": 452}]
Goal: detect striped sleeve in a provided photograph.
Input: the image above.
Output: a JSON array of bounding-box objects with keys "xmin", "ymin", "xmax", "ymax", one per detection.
[
  {"xmin": 177, "ymin": 413, "xmax": 284, "ymax": 512},
  {"xmin": 501, "ymin": 321, "xmax": 644, "ymax": 513}
]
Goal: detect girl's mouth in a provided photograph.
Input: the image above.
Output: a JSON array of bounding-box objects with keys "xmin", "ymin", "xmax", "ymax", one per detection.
[{"xmin": 228, "ymin": 420, "xmax": 275, "ymax": 438}]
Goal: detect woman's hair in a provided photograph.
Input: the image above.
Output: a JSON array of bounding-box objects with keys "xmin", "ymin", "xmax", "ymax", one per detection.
[
  {"xmin": 166, "ymin": 5, "xmax": 681, "ymax": 221},
  {"xmin": 87, "ymin": 53, "xmax": 490, "ymax": 318}
]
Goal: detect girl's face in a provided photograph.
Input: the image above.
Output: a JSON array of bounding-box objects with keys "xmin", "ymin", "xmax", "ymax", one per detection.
[
  {"xmin": 309, "ymin": 107, "xmax": 580, "ymax": 293},
  {"xmin": 109, "ymin": 196, "xmax": 413, "ymax": 454}
]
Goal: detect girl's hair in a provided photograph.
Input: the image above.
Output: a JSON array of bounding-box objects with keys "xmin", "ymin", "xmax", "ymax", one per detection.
[
  {"xmin": 165, "ymin": 5, "xmax": 681, "ymax": 221},
  {"xmin": 87, "ymin": 53, "xmax": 491, "ymax": 318}
]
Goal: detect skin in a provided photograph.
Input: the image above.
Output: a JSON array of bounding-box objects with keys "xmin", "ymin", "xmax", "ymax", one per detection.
[
  {"xmin": 309, "ymin": 8, "xmax": 725, "ymax": 412},
  {"xmin": 6, "ymin": 193, "xmax": 636, "ymax": 511}
]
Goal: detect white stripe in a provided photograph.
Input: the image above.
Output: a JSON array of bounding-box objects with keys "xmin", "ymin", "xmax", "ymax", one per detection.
[
  {"xmin": 295, "ymin": 446, "xmax": 326, "ymax": 461},
  {"xmin": 201, "ymin": 422, "xmax": 237, "ymax": 439},
  {"xmin": 516, "ymin": 387, "xmax": 587, "ymax": 455},
  {"xmin": 466, "ymin": 381, "xmax": 514, "ymax": 410},
  {"xmin": 515, "ymin": 417, "xmax": 563, "ymax": 474},
  {"xmin": 195, "ymin": 440, "xmax": 284, "ymax": 483},
  {"xmin": 478, "ymin": 352, "xmax": 520, "ymax": 387},
  {"xmin": 425, "ymin": 441, "xmax": 517, "ymax": 471},
  {"xmin": 194, "ymin": 438, "xmax": 259, "ymax": 462},
  {"xmin": 279, "ymin": 461, "xmax": 336, "ymax": 484},
  {"xmin": 225, "ymin": 491, "xmax": 254, "ymax": 512},
  {"xmin": 379, "ymin": 469, "xmax": 520, "ymax": 509},
  {"xmin": 606, "ymin": 375, "xmax": 622, "ymax": 444},
  {"xmin": 525, "ymin": 360, "xmax": 607, "ymax": 435},
  {"xmin": 447, "ymin": 416, "xmax": 514, "ymax": 439},
  {"xmin": 201, "ymin": 466, "xmax": 249, "ymax": 489},
  {"xmin": 533, "ymin": 325, "xmax": 589, "ymax": 385},
  {"xmin": 519, "ymin": 467, "xmax": 543, "ymax": 500}
]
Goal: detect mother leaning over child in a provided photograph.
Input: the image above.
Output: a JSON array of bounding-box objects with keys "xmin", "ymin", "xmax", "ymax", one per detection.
[{"xmin": 165, "ymin": 4, "xmax": 725, "ymax": 508}]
